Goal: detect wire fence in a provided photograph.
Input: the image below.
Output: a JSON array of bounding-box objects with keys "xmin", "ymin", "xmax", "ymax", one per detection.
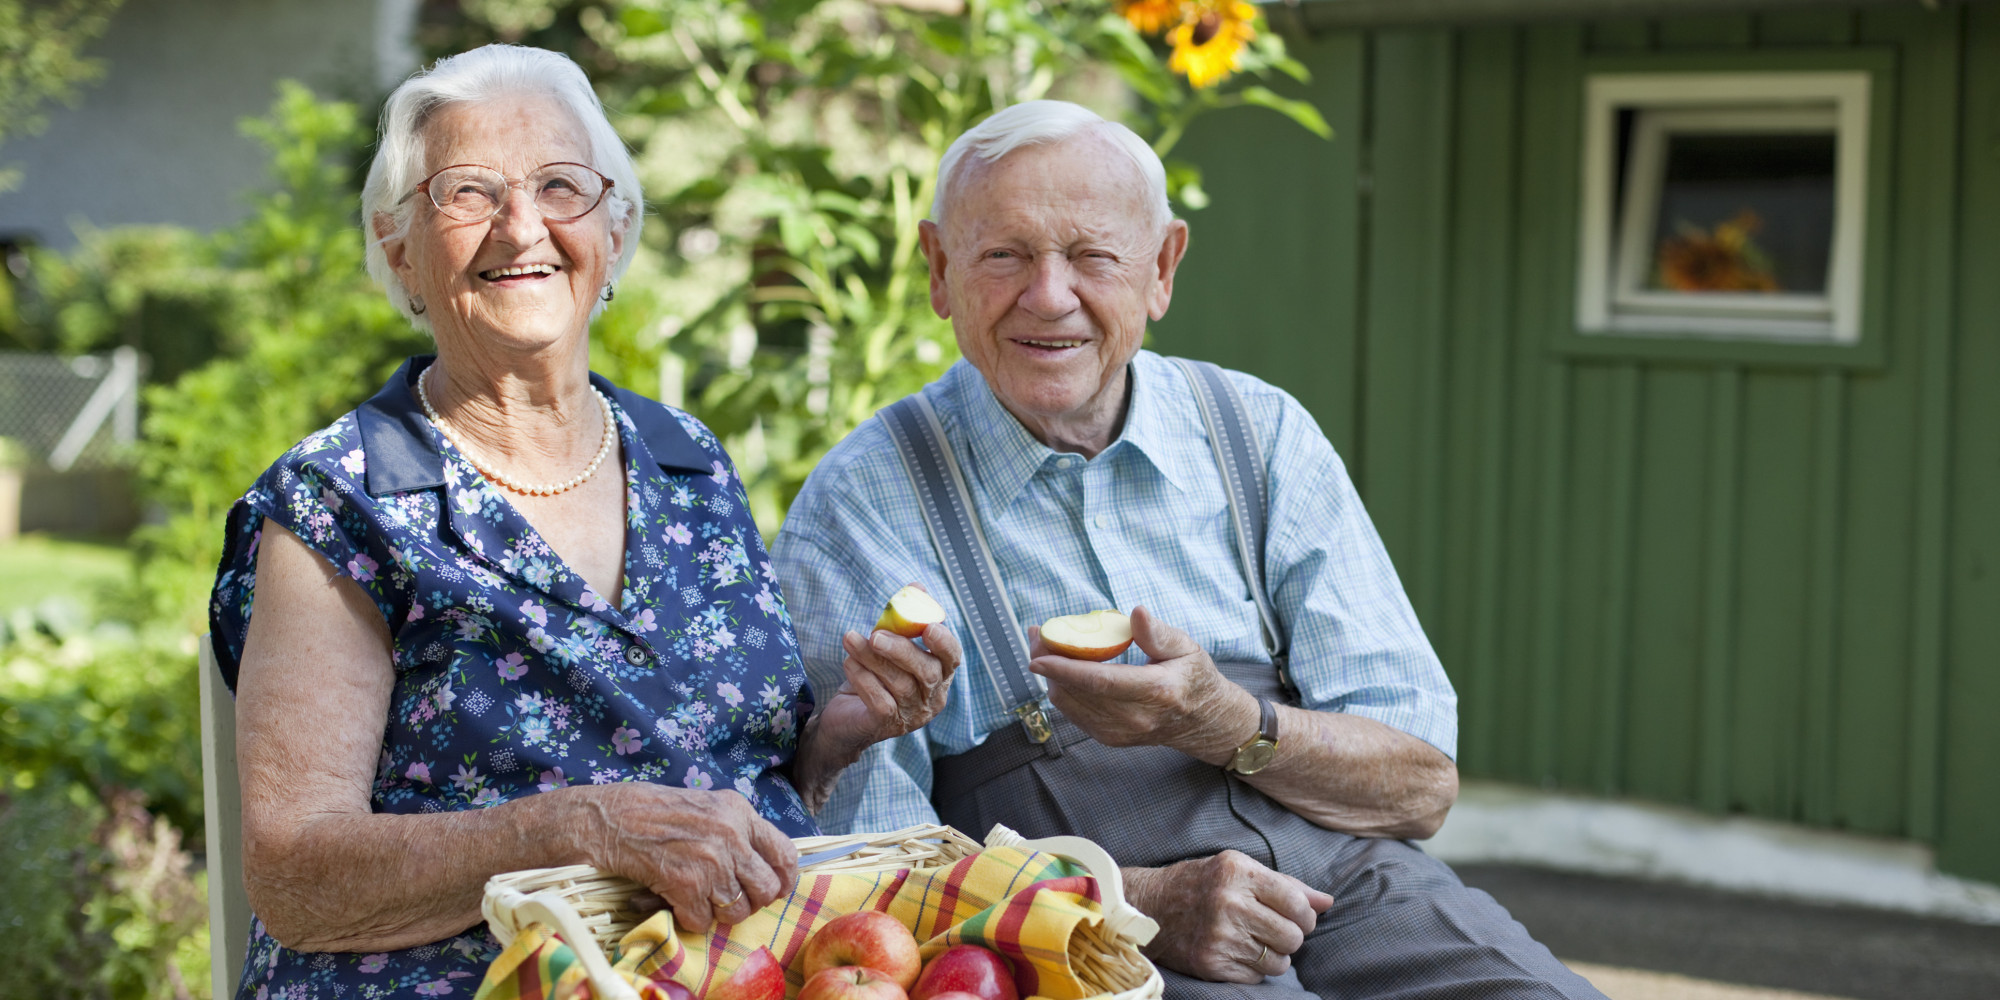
[{"xmin": 0, "ymin": 348, "xmax": 143, "ymax": 470}]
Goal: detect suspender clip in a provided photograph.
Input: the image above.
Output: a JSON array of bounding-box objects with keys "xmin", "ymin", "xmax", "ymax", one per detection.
[{"xmin": 1014, "ymin": 702, "xmax": 1055, "ymax": 744}]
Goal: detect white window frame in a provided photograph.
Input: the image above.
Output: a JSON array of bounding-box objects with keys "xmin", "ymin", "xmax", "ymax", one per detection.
[{"xmin": 1576, "ymin": 72, "xmax": 1871, "ymax": 344}]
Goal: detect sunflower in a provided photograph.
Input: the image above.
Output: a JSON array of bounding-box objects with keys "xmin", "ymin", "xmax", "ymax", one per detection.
[
  {"xmin": 1115, "ymin": 0, "xmax": 1185, "ymax": 35},
  {"xmin": 1167, "ymin": 1, "xmax": 1257, "ymax": 89}
]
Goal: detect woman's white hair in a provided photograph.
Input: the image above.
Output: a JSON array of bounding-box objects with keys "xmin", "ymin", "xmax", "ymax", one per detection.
[
  {"xmin": 361, "ymin": 44, "xmax": 644, "ymax": 333},
  {"xmin": 931, "ymin": 100, "xmax": 1171, "ymax": 231}
]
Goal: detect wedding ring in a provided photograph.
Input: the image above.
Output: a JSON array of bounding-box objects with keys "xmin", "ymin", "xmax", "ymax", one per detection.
[
  {"xmin": 1256, "ymin": 944, "xmax": 1269, "ymax": 966},
  {"xmin": 711, "ymin": 888, "xmax": 746, "ymax": 910}
]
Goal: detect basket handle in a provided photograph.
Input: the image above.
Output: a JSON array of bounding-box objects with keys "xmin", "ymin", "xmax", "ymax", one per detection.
[
  {"xmin": 483, "ymin": 883, "xmax": 641, "ymax": 1000},
  {"xmin": 982, "ymin": 825, "xmax": 1160, "ymax": 946}
]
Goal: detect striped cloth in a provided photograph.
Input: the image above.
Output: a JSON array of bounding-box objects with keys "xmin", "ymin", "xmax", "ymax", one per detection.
[{"xmin": 474, "ymin": 846, "xmax": 1102, "ymax": 1000}]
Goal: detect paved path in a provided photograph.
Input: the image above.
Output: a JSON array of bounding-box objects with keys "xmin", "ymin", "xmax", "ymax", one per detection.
[{"xmin": 1459, "ymin": 864, "xmax": 2000, "ymax": 1000}]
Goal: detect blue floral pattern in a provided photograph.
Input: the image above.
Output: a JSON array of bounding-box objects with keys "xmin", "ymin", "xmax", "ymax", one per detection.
[{"xmin": 210, "ymin": 357, "xmax": 818, "ymax": 1000}]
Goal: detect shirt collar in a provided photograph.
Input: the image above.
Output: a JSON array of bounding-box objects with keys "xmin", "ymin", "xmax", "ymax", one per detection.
[
  {"xmin": 940, "ymin": 350, "xmax": 1189, "ymax": 508},
  {"xmin": 355, "ymin": 355, "xmax": 712, "ymax": 496}
]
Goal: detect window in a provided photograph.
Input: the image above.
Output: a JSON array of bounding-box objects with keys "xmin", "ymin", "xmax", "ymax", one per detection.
[{"xmin": 1576, "ymin": 71, "xmax": 1871, "ymax": 344}]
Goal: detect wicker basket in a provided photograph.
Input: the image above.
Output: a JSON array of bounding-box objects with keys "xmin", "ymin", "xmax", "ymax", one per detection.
[{"xmin": 481, "ymin": 824, "xmax": 1163, "ymax": 1000}]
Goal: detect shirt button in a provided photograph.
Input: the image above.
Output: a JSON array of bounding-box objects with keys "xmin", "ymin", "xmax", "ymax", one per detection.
[
  {"xmin": 1092, "ymin": 514, "xmax": 1110, "ymax": 529},
  {"xmin": 1057, "ymin": 457, "xmax": 1075, "ymax": 469},
  {"xmin": 623, "ymin": 643, "xmax": 650, "ymax": 666}
]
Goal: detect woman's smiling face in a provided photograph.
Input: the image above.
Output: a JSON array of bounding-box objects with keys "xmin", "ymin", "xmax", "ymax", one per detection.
[{"xmin": 384, "ymin": 94, "xmax": 624, "ymax": 354}]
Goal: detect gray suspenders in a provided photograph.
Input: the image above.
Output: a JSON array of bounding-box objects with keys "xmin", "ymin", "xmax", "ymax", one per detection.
[{"xmin": 878, "ymin": 358, "xmax": 1289, "ymax": 746}]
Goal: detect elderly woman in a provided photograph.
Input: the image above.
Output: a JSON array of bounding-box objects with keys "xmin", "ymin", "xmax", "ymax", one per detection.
[{"xmin": 208, "ymin": 44, "xmax": 961, "ymax": 998}]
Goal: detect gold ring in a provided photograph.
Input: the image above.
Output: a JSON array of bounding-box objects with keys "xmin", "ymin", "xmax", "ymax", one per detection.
[
  {"xmin": 711, "ymin": 888, "xmax": 746, "ymax": 910},
  {"xmin": 1256, "ymin": 944, "xmax": 1268, "ymax": 966}
]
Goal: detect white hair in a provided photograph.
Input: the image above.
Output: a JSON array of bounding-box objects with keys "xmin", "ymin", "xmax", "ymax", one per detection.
[
  {"xmin": 361, "ymin": 44, "xmax": 643, "ymax": 333},
  {"xmin": 931, "ymin": 100, "xmax": 1171, "ymax": 231}
]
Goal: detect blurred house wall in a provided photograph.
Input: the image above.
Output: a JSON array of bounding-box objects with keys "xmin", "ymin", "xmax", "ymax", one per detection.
[
  {"xmin": 1154, "ymin": 2, "xmax": 2000, "ymax": 885},
  {"xmin": 0, "ymin": 0, "xmax": 418, "ymax": 248}
]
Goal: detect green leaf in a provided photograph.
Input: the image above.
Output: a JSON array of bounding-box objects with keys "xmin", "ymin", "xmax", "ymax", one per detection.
[
  {"xmin": 621, "ymin": 8, "xmax": 668, "ymax": 37},
  {"xmin": 1238, "ymin": 86, "xmax": 1334, "ymax": 140}
]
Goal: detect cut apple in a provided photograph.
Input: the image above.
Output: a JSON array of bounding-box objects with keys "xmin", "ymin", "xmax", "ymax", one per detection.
[
  {"xmin": 875, "ymin": 585, "xmax": 946, "ymax": 638},
  {"xmin": 1039, "ymin": 609, "xmax": 1132, "ymax": 661}
]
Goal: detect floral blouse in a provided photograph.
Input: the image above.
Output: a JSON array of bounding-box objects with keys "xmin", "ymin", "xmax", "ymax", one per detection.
[{"xmin": 210, "ymin": 357, "xmax": 819, "ymax": 1000}]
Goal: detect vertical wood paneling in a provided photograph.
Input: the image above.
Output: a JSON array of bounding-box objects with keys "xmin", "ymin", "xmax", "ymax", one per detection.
[
  {"xmin": 1170, "ymin": 2, "xmax": 1994, "ymax": 879},
  {"xmin": 1518, "ymin": 23, "xmax": 1584, "ymax": 784},
  {"xmin": 1595, "ymin": 365, "xmax": 1642, "ymax": 795},
  {"xmin": 1587, "ymin": 18, "xmax": 1654, "ymax": 52},
  {"xmin": 1698, "ymin": 367, "xmax": 1741, "ymax": 814},
  {"xmin": 1732, "ymin": 372, "xmax": 1817, "ymax": 818},
  {"xmin": 1755, "ymin": 9, "xmax": 1857, "ymax": 46},
  {"xmin": 1875, "ymin": 6, "xmax": 1961, "ymax": 844},
  {"xmin": 1449, "ymin": 27, "xmax": 1522, "ymax": 772},
  {"xmin": 1656, "ymin": 14, "xmax": 1755, "ymax": 48},
  {"xmin": 1361, "ymin": 31, "xmax": 1454, "ymax": 625},
  {"xmin": 1624, "ymin": 369, "xmax": 1710, "ymax": 804},
  {"xmin": 1802, "ymin": 372, "xmax": 1847, "ymax": 827},
  {"xmin": 1939, "ymin": 1, "xmax": 2000, "ymax": 885},
  {"xmin": 1558, "ymin": 369, "xmax": 1614, "ymax": 789}
]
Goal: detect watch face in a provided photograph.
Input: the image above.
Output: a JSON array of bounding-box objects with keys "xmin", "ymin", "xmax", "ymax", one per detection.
[{"xmin": 1233, "ymin": 740, "xmax": 1277, "ymax": 775}]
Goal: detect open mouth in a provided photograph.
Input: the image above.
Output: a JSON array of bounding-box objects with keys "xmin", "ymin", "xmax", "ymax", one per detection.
[
  {"xmin": 1015, "ymin": 338, "xmax": 1088, "ymax": 353},
  {"xmin": 479, "ymin": 263, "xmax": 560, "ymax": 283}
]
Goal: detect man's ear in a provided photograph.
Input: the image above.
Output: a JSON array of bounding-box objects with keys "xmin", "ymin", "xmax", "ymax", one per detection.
[
  {"xmin": 1147, "ymin": 219, "xmax": 1190, "ymax": 321},
  {"xmin": 918, "ymin": 219, "xmax": 951, "ymax": 320},
  {"xmin": 373, "ymin": 212, "xmax": 410, "ymax": 276}
]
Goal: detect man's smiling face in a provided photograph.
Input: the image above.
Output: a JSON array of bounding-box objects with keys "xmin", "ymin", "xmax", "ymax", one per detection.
[{"xmin": 920, "ymin": 133, "xmax": 1186, "ymax": 447}]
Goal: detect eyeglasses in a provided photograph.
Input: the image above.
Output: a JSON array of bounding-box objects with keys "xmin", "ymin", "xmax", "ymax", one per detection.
[{"xmin": 410, "ymin": 162, "xmax": 614, "ymax": 224}]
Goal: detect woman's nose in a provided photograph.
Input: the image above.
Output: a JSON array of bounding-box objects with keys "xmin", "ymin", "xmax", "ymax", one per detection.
[{"xmin": 488, "ymin": 184, "xmax": 549, "ymax": 245}]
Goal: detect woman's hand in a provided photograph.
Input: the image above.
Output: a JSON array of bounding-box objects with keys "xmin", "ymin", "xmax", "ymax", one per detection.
[{"xmin": 586, "ymin": 783, "xmax": 800, "ymax": 931}]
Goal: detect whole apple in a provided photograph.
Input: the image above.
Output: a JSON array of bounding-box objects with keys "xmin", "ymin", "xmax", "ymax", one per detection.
[
  {"xmin": 802, "ymin": 911, "xmax": 924, "ymax": 989},
  {"xmin": 708, "ymin": 946, "xmax": 785, "ymax": 1000},
  {"xmin": 798, "ymin": 967, "xmax": 910, "ymax": 1000},
  {"xmin": 910, "ymin": 945, "xmax": 1018, "ymax": 1000}
]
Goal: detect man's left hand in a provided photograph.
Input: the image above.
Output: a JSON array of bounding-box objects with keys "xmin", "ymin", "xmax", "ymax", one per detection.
[{"xmin": 1029, "ymin": 605, "xmax": 1256, "ymax": 763}]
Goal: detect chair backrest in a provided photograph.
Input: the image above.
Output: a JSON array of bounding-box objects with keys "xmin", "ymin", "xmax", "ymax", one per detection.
[{"xmin": 199, "ymin": 635, "xmax": 249, "ymax": 999}]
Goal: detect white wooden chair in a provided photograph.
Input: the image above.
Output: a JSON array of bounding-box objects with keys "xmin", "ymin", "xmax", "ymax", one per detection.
[{"xmin": 199, "ymin": 636, "xmax": 249, "ymax": 1000}]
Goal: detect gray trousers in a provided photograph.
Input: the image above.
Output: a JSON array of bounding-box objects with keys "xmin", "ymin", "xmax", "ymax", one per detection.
[{"xmin": 931, "ymin": 665, "xmax": 1605, "ymax": 1000}]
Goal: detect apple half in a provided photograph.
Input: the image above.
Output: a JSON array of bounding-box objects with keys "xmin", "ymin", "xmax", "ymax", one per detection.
[
  {"xmin": 1039, "ymin": 609, "xmax": 1133, "ymax": 661},
  {"xmin": 875, "ymin": 585, "xmax": 946, "ymax": 638}
]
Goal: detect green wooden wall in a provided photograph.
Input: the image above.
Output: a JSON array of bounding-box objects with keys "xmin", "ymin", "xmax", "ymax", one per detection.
[{"xmin": 1153, "ymin": 3, "xmax": 2000, "ymax": 882}]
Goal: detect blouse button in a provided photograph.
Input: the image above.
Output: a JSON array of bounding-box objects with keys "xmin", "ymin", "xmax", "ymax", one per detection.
[{"xmin": 623, "ymin": 643, "xmax": 651, "ymax": 666}]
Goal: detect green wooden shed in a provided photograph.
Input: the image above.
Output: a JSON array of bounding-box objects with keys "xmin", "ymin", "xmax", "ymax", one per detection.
[{"xmin": 1154, "ymin": 0, "xmax": 2000, "ymax": 883}]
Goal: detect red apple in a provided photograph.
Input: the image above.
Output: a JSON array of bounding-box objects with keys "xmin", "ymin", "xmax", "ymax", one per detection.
[
  {"xmin": 910, "ymin": 945, "xmax": 1018, "ymax": 1000},
  {"xmin": 801, "ymin": 911, "xmax": 923, "ymax": 989},
  {"xmin": 797, "ymin": 966, "xmax": 909, "ymax": 1000},
  {"xmin": 1039, "ymin": 610, "xmax": 1132, "ymax": 661},
  {"xmin": 922, "ymin": 994, "xmax": 986, "ymax": 1000},
  {"xmin": 876, "ymin": 585, "xmax": 946, "ymax": 638},
  {"xmin": 709, "ymin": 946, "xmax": 784, "ymax": 1000}
]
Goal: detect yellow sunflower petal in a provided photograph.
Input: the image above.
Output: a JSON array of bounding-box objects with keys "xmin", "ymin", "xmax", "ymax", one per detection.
[
  {"xmin": 1115, "ymin": 0, "xmax": 1186, "ymax": 36},
  {"xmin": 1167, "ymin": 2, "xmax": 1256, "ymax": 88}
]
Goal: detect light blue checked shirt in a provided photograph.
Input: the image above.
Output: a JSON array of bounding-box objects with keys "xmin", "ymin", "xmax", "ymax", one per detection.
[{"xmin": 772, "ymin": 350, "xmax": 1456, "ymax": 835}]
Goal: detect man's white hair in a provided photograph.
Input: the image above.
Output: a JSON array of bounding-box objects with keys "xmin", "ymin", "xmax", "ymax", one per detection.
[
  {"xmin": 931, "ymin": 100, "xmax": 1172, "ymax": 231},
  {"xmin": 361, "ymin": 44, "xmax": 643, "ymax": 333}
]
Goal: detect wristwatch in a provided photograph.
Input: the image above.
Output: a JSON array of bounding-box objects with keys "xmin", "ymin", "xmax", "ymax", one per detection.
[{"xmin": 1225, "ymin": 697, "xmax": 1280, "ymax": 775}]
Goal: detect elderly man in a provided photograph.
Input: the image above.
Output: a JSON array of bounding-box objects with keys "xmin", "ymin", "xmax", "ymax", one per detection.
[{"xmin": 773, "ymin": 100, "xmax": 1603, "ymax": 999}]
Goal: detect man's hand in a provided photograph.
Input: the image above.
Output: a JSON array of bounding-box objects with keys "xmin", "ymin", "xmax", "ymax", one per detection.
[
  {"xmin": 817, "ymin": 612, "xmax": 964, "ymax": 754},
  {"xmin": 1028, "ymin": 605, "xmax": 1257, "ymax": 763},
  {"xmin": 793, "ymin": 583, "xmax": 964, "ymax": 812},
  {"xmin": 1122, "ymin": 853, "xmax": 1334, "ymax": 983}
]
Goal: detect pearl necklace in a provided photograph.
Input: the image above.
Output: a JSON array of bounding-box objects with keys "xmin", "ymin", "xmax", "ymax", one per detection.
[{"xmin": 417, "ymin": 369, "xmax": 616, "ymax": 497}]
